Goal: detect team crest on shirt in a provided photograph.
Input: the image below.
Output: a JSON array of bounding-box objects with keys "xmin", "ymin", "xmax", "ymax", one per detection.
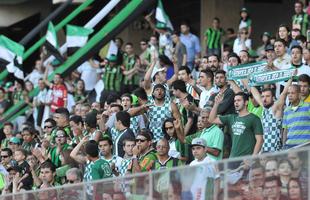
[{"xmin": 232, "ymin": 121, "xmax": 246, "ymax": 135}]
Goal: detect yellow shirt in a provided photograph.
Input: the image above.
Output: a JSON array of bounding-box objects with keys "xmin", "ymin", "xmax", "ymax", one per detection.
[{"xmin": 305, "ymin": 95, "xmax": 310, "ymax": 103}]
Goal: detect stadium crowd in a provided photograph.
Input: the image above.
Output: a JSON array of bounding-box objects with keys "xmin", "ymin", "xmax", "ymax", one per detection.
[{"xmin": 0, "ymin": 1, "xmax": 309, "ymax": 200}]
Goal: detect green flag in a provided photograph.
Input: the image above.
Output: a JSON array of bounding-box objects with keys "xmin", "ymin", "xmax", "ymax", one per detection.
[
  {"xmin": 0, "ymin": 35, "xmax": 24, "ymax": 79},
  {"xmin": 155, "ymin": 0, "xmax": 174, "ymax": 31},
  {"xmin": 66, "ymin": 24, "xmax": 94, "ymax": 48}
]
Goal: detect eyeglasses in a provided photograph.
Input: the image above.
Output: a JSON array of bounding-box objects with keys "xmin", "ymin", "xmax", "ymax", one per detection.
[
  {"xmin": 44, "ymin": 126, "xmax": 53, "ymax": 129},
  {"xmin": 1, "ymin": 155, "xmax": 8, "ymax": 158},
  {"xmin": 135, "ymin": 138, "xmax": 147, "ymax": 143},
  {"xmin": 165, "ymin": 126, "xmax": 174, "ymax": 130}
]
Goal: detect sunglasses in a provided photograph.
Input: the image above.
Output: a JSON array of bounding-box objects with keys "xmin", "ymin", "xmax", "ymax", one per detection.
[
  {"xmin": 44, "ymin": 126, "xmax": 53, "ymax": 129},
  {"xmin": 1, "ymin": 155, "xmax": 8, "ymax": 158},
  {"xmin": 135, "ymin": 139, "xmax": 147, "ymax": 143},
  {"xmin": 67, "ymin": 180, "xmax": 76, "ymax": 184}
]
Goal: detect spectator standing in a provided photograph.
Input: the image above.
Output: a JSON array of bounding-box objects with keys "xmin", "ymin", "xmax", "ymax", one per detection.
[
  {"xmin": 180, "ymin": 22, "xmax": 201, "ymax": 70},
  {"xmin": 292, "ymin": 1, "xmax": 309, "ymax": 36},
  {"xmin": 209, "ymin": 92, "xmax": 264, "ymax": 158},
  {"xmin": 204, "ymin": 17, "xmax": 224, "ymax": 57},
  {"xmin": 283, "ymin": 85, "xmax": 310, "ymax": 148},
  {"xmin": 239, "ymin": 8, "xmax": 252, "ymax": 36}
]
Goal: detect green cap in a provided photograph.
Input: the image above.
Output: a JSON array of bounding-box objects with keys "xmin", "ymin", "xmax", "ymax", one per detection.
[
  {"xmin": 4, "ymin": 82, "xmax": 12, "ymax": 89},
  {"xmin": 9, "ymin": 137, "xmax": 22, "ymax": 145},
  {"xmin": 131, "ymin": 94, "xmax": 139, "ymax": 106},
  {"xmin": 240, "ymin": 7, "xmax": 248, "ymax": 13},
  {"xmin": 156, "ymin": 22, "xmax": 167, "ymax": 30},
  {"xmin": 106, "ymin": 54, "xmax": 118, "ymax": 62}
]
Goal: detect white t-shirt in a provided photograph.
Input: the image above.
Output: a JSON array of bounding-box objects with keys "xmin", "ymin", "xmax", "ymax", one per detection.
[
  {"xmin": 273, "ymin": 54, "xmax": 291, "ymax": 70},
  {"xmin": 77, "ymin": 61, "xmax": 100, "ymax": 91},
  {"xmin": 296, "ymin": 64, "xmax": 310, "ymax": 76},
  {"xmin": 233, "ymin": 38, "xmax": 252, "ymax": 55},
  {"xmin": 199, "ymin": 86, "xmax": 218, "ymax": 109},
  {"xmin": 25, "ymin": 70, "xmax": 43, "ymax": 87},
  {"xmin": 190, "ymin": 156, "xmax": 214, "ymax": 166}
]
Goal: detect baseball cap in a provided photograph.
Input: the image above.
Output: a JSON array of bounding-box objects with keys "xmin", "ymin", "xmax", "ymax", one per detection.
[
  {"xmin": 156, "ymin": 22, "xmax": 167, "ymax": 30},
  {"xmin": 265, "ymin": 44, "xmax": 274, "ymax": 51},
  {"xmin": 262, "ymin": 32, "xmax": 271, "ymax": 37},
  {"xmin": 106, "ymin": 54, "xmax": 118, "ymax": 62},
  {"xmin": 191, "ymin": 138, "xmax": 207, "ymax": 148},
  {"xmin": 240, "ymin": 7, "xmax": 248, "ymax": 13},
  {"xmin": 9, "ymin": 137, "xmax": 22, "ymax": 145},
  {"xmin": 7, "ymin": 165, "xmax": 21, "ymax": 173},
  {"xmin": 151, "ymin": 67, "xmax": 166, "ymax": 81}
]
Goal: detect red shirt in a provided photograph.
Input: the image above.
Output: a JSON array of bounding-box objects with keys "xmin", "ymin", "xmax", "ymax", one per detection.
[{"xmin": 51, "ymin": 84, "xmax": 67, "ymax": 112}]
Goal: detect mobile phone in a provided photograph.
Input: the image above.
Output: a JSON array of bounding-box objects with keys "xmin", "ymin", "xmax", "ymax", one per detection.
[{"xmin": 307, "ymin": 30, "xmax": 310, "ymax": 42}]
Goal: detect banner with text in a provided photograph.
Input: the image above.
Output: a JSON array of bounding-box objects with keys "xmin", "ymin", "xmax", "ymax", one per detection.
[
  {"xmin": 249, "ymin": 68, "xmax": 295, "ymax": 86},
  {"xmin": 227, "ymin": 61, "xmax": 267, "ymax": 80}
]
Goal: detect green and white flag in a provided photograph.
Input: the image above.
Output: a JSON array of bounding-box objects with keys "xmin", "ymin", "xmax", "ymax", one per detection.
[
  {"xmin": 46, "ymin": 22, "xmax": 58, "ymax": 49},
  {"xmin": 45, "ymin": 21, "xmax": 65, "ymax": 64},
  {"xmin": 156, "ymin": 0, "xmax": 174, "ymax": 31},
  {"xmin": 227, "ymin": 61, "xmax": 267, "ymax": 80},
  {"xmin": 249, "ymin": 68, "xmax": 295, "ymax": 86},
  {"xmin": 0, "ymin": 35, "xmax": 24, "ymax": 79},
  {"xmin": 66, "ymin": 24, "xmax": 94, "ymax": 48},
  {"xmin": 99, "ymin": 40, "xmax": 118, "ymax": 59}
]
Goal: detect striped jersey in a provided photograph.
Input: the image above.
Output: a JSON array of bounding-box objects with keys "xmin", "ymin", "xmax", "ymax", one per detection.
[
  {"xmin": 123, "ymin": 54, "xmax": 139, "ymax": 86},
  {"xmin": 204, "ymin": 28, "xmax": 224, "ymax": 49},
  {"xmin": 102, "ymin": 64, "xmax": 122, "ymax": 92},
  {"xmin": 283, "ymin": 101, "xmax": 310, "ymax": 148}
]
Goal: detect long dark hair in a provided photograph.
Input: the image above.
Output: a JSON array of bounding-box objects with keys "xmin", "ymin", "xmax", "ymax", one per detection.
[{"xmin": 162, "ymin": 118, "xmax": 176, "ymax": 140}]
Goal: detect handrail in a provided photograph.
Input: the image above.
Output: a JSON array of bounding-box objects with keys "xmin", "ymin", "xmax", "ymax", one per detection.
[{"xmin": 0, "ymin": 0, "xmax": 95, "ymax": 81}]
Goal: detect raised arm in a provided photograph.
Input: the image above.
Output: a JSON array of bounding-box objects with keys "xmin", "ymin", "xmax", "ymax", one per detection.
[
  {"xmin": 274, "ymin": 77, "xmax": 293, "ymax": 113},
  {"xmin": 167, "ymin": 57, "xmax": 179, "ymax": 86},
  {"xmin": 70, "ymin": 136, "xmax": 88, "ymax": 164},
  {"xmin": 228, "ymin": 80, "xmax": 242, "ymax": 94},
  {"xmin": 209, "ymin": 93, "xmax": 224, "ymax": 125},
  {"xmin": 143, "ymin": 58, "xmax": 156, "ymax": 90},
  {"xmin": 250, "ymin": 86, "xmax": 263, "ymax": 107},
  {"xmin": 173, "ymin": 118, "xmax": 185, "ymax": 143}
]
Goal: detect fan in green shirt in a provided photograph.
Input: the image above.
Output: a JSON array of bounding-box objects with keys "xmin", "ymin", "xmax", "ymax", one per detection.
[
  {"xmin": 83, "ymin": 140, "xmax": 112, "ymax": 182},
  {"xmin": 209, "ymin": 92, "xmax": 263, "ymax": 158},
  {"xmin": 185, "ymin": 111, "xmax": 224, "ymax": 161}
]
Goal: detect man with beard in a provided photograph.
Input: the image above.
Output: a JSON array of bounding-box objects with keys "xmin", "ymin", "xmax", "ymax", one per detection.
[
  {"xmin": 250, "ymin": 77, "xmax": 292, "ymax": 152},
  {"xmin": 209, "ymin": 92, "xmax": 263, "ymax": 158},
  {"xmin": 207, "ymin": 54, "xmax": 221, "ymax": 72},
  {"xmin": 208, "ymin": 70, "xmax": 235, "ymax": 115},
  {"xmin": 129, "ymin": 84, "xmax": 180, "ymax": 143}
]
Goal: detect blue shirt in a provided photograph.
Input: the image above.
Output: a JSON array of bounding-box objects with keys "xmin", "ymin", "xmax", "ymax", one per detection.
[{"xmin": 180, "ymin": 33, "xmax": 201, "ymax": 63}]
